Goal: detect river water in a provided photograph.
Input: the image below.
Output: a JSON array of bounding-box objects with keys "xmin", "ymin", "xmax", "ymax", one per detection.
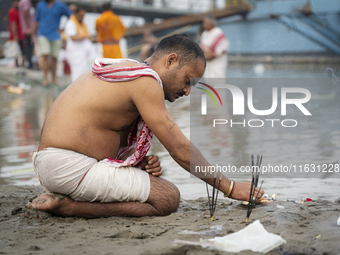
[{"xmin": 0, "ymin": 62, "xmax": 339, "ymax": 202}]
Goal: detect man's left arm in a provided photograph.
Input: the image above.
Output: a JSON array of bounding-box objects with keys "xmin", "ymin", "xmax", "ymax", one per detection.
[{"xmin": 131, "ymin": 77, "xmax": 263, "ymax": 201}]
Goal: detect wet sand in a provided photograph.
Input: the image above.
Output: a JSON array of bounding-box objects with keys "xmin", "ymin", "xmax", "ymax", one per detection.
[{"xmin": 0, "ymin": 185, "xmax": 339, "ymax": 255}]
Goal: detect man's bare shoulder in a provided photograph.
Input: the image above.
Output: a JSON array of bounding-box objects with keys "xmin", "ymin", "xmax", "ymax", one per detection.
[
  {"xmin": 90, "ymin": 60, "xmax": 163, "ymax": 93},
  {"xmin": 130, "ymin": 76, "xmax": 164, "ymax": 94},
  {"xmin": 82, "ymin": 68, "xmax": 163, "ymax": 102}
]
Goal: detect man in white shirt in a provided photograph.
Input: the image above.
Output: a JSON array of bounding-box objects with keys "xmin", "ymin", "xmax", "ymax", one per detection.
[
  {"xmin": 200, "ymin": 15, "xmax": 230, "ymax": 78},
  {"xmin": 64, "ymin": 6, "xmax": 92, "ymax": 81}
]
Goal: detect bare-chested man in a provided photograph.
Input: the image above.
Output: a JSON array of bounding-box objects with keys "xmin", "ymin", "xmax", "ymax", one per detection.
[{"xmin": 28, "ymin": 35, "xmax": 264, "ymax": 218}]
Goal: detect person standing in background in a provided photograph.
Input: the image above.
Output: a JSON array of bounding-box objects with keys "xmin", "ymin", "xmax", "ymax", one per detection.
[
  {"xmin": 96, "ymin": 2, "xmax": 126, "ymax": 58},
  {"xmin": 32, "ymin": 0, "xmax": 71, "ymax": 86},
  {"xmin": 18, "ymin": 0, "xmax": 34, "ymax": 69},
  {"xmin": 8, "ymin": 0, "xmax": 25, "ymax": 67},
  {"xmin": 200, "ymin": 15, "xmax": 230, "ymax": 78},
  {"xmin": 64, "ymin": 6, "xmax": 92, "ymax": 82}
]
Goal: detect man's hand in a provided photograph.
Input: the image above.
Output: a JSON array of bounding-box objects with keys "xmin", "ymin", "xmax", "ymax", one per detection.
[
  {"xmin": 142, "ymin": 155, "xmax": 162, "ymax": 177},
  {"xmin": 230, "ymin": 182, "xmax": 264, "ymax": 202}
]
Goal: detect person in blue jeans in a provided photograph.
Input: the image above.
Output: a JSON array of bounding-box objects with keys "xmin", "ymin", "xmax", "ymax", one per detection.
[{"xmin": 32, "ymin": 0, "xmax": 71, "ymax": 86}]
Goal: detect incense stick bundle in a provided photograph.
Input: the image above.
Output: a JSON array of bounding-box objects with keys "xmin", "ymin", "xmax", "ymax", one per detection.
[
  {"xmin": 205, "ymin": 172, "xmax": 222, "ymax": 222},
  {"xmin": 246, "ymin": 154, "xmax": 263, "ymax": 222}
]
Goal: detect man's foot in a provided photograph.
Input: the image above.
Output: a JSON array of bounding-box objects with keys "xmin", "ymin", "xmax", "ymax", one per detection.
[{"xmin": 26, "ymin": 193, "xmax": 69, "ymax": 215}]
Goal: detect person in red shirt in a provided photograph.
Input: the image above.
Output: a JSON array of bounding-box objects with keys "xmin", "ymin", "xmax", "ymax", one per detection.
[{"xmin": 8, "ymin": 0, "xmax": 25, "ymax": 67}]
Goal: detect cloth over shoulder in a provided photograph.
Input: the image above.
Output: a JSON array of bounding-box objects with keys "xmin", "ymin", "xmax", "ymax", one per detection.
[{"xmin": 91, "ymin": 58, "xmax": 162, "ymax": 168}]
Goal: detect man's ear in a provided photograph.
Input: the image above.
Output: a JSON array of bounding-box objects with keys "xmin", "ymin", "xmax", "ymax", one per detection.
[{"xmin": 165, "ymin": 53, "xmax": 178, "ymax": 69}]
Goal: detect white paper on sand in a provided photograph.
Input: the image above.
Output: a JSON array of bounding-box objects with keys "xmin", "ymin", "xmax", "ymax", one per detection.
[{"xmin": 174, "ymin": 220, "xmax": 286, "ymax": 253}]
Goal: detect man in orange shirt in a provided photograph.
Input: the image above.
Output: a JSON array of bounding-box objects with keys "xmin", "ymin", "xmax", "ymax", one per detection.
[{"xmin": 95, "ymin": 2, "xmax": 126, "ymax": 58}]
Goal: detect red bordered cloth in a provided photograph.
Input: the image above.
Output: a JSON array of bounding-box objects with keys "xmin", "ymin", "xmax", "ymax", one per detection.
[{"xmin": 91, "ymin": 58, "xmax": 163, "ymax": 168}]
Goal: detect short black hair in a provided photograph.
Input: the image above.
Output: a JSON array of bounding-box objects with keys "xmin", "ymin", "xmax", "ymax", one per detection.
[
  {"xmin": 153, "ymin": 34, "xmax": 206, "ymax": 68},
  {"xmin": 102, "ymin": 1, "xmax": 111, "ymax": 12}
]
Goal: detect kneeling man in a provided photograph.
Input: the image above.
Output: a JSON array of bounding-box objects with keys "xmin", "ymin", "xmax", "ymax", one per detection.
[{"xmin": 28, "ymin": 35, "xmax": 263, "ymax": 218}]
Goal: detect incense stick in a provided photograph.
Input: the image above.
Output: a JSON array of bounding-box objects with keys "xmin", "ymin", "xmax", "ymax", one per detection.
[
  {"xmin": 211, "ymin": 177, "xmax": 216, "ymax": 221},
  {"xmin": 246, "ymin": 155, "xmax": 255, "ymax": 222},
  {"xmin": 205, "ymin": 173, "xmax": 212, "ymax": 218},
  {"xmin": 254, "ymin": 179, "xmax": 264, "ymax": 201},
  {"xmin": 255, "ymin": 155, "xmax": 260, "ymax": 187},
  {"xmin": 205, "ymin": 171, "xmax": 223, "ymax": 222},
  {"xmin": 214, "ymin": 175, "xmax": 222, "ymax": 213},
  {"xmin": 246, "ymin": 154, "xmax": 263, "ymax": 222},
  {"xmin": 211, "ymin": 174, "xmax": 222, "ymax": 221}
]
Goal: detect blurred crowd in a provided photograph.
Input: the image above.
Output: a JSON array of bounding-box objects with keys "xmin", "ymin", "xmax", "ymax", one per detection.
[
  {"xmin": 5, "ymin": 0, "xmax": 230, "ymax": 85},
  {"xmin": 6, "ymin": 0, "xmax": 127, "ymax": 85}
]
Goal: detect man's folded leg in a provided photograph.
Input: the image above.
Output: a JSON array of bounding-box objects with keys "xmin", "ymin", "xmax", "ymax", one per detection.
[
  {"xmin": 27, "ymin": 174, "xmax": 180, "ymax": 218},
  {"xmin": 30, "ymin": 148, "xmax": 180, "ymax": 218},
  {"xmin": 70, "ymin": 162, "xmax": 151, "ymax": 203}
]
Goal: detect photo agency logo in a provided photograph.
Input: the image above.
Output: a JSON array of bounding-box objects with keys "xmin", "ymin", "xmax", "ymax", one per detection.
[
  {"xmin": 196, "ymin": 82, "xmax": 223, "ymax": 113},
  {"xmin": 195, "ymin": 82, "xmax": 312, "ymax": 128},
  {"xmin": 191, "ymin": 78, "xmax": 339, "ymax": 179}
]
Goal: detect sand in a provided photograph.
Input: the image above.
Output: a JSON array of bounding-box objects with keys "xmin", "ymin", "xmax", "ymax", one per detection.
[{"xmin": 0, "ymin": 185, "xmax": 339, "ymax": 255}]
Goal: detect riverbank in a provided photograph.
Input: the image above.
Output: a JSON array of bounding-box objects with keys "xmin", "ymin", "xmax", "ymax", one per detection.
[
  {"xmin": 0, "ymin": 65, "xmax": 71, "ymax": 88},
  {"xmin": 0, "ymin": 185, "xmax": 339, "ymax": 255}
]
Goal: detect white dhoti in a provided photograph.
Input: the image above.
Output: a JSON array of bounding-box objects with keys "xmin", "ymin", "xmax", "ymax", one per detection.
[{"xmin": 32, "ymin": 148, "xmax": 150, "ymax": 203}]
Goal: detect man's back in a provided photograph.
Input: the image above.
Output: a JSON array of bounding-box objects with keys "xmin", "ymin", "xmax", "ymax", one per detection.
[{"xmin": 39, "ymin": 61, "xmax": 161, "ymax": 160}]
